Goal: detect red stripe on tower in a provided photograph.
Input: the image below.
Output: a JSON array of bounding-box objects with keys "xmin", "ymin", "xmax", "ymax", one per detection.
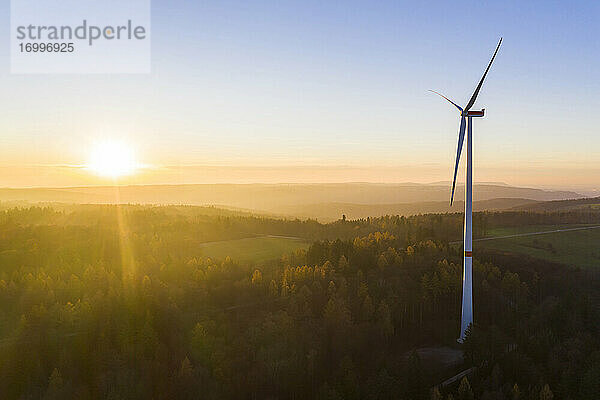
[{"xmin": 464, "ymin": 251, "xmax": 473, "ymax": 257}]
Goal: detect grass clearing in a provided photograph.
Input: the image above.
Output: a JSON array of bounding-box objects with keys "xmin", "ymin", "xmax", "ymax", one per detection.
[
  {"xmin": 477, "ymin": 224, "xmax": 600, "ymax": 269},
  {"xmin": 199, "ymin": 235, "xmax": 311, "ymax": 263}
]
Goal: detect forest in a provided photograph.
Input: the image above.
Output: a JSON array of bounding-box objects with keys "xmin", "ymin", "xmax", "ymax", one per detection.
[{"xmin": 0, "ymin": 204, "xmax": 599, "ymax": 399}]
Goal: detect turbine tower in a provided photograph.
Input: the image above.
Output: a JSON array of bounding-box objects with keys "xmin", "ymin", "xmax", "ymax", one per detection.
[{"xmin": 431, "ymin": 38, "xmax": 502, "ymax": 342}]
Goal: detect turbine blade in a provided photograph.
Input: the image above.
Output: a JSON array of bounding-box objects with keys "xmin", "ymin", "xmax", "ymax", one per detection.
[
  {"xmin": 464, "ymin": 37, "xmax": 502, "ymax": 112},
  {"xmin": 450, "ymin": 116, "xmax": 467, "ymax": 205},
  {"xmin": 429, "ymin": 90, "xmax": 463, "ymax": 112}
]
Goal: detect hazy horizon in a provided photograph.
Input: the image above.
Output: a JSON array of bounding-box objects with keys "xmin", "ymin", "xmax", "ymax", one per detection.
[
  {"xmin": 1, "ymin": 164, "xmax": 599, "ymax": 195},
  {"xmin": 0, "ymin": 180, "xmax": 584, "ymax": 222}
]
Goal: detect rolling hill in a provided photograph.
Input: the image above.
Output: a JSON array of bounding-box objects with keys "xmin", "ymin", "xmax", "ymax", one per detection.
[
  {"xmin": 0, "ymin": 183, "xmax": 580, "ymax": 220},
  {"xmin": 511, "ymin": 196, "xmax": 600, "ymax": 212},
  {"xmin": 274, "ymin": 198, "xmax": 540, "ymax": 221}
]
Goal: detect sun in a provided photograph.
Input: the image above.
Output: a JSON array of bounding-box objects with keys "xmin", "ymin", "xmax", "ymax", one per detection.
[{"xmin": 88, "ymin": 140, "xmax": 137, "ymax": 178}]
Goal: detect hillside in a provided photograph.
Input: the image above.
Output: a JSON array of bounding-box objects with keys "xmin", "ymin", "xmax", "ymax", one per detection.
[
  {"xmin": 277, "ymin": 198, "xmax": 539, "ymax": 221},
  {"xmin": 1, "ymin": 204, "xmax": 598, "ymax": 399}
]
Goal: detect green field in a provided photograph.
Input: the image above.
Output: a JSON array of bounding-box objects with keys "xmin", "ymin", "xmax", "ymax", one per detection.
[
  {"xmin": 477, "ymin": 224, "xmax": 600, "ymax": 269},
  {"xmin": 198, "ymin": 235, "xmax": 311, "ymax": 263}
]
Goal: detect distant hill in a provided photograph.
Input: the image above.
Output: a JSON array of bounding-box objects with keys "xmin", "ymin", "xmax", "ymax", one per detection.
[
  {"xmin": 275, "ymin": 198, "xmax": 540, "ymax": 221},
  {"xmin": 0, "ymin": 183, "xmax": 580, "ymax": 220},
  {"xmin": 511, "ymin": 196, "xmax": 600, "ymax": 212}
]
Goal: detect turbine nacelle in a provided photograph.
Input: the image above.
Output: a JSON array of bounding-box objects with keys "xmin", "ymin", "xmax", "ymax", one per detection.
[{"xmin": 464, "ymin": 109, "xmax": 485, "ymax": 117}]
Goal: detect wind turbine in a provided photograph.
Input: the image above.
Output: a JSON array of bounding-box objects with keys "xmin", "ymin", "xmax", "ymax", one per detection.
[{"xmin": 431, "ymin": 38, "xmax": 502, "ymax": 342}]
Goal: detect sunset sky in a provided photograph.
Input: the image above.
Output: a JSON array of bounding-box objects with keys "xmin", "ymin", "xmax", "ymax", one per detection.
[{"xmin": 1, "ymin": 0, "xmax": 599, "ymax": 190}]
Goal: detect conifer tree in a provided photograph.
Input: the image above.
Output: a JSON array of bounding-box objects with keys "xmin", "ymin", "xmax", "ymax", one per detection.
[{"xmin": 458, "ymin": 377, "xmax": 474, "ymax": 400}]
